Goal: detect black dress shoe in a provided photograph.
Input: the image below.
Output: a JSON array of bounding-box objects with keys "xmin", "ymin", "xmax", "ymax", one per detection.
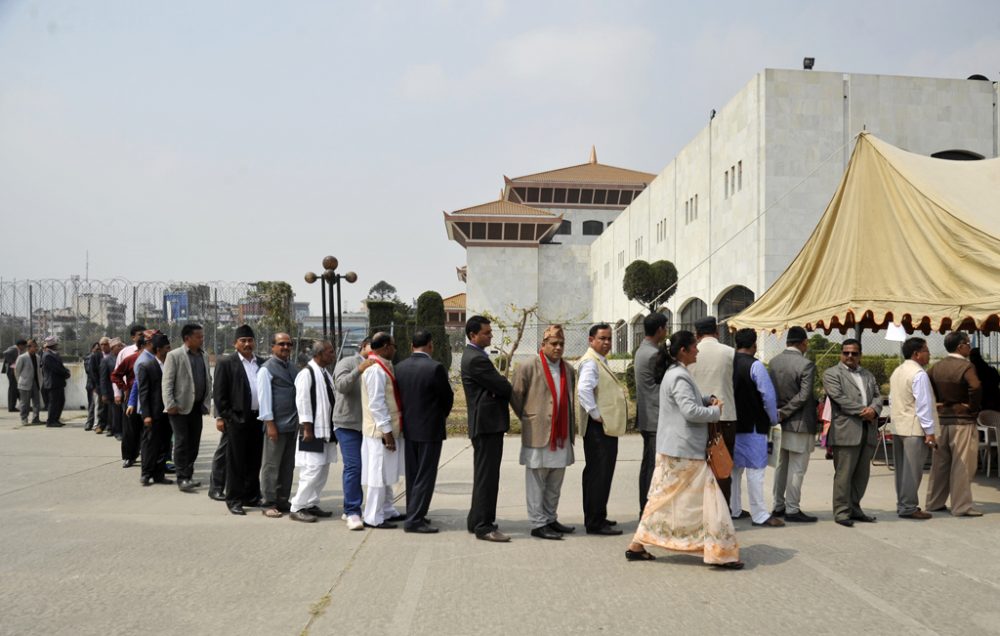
[
  {"xmin": 306, "ymin": 505, "xmax": 333, "ymax": 518},
  {"xmin": 188, "ymin": 480, "xmax": 202, "ymax": 488},
  {"xmin": 731, "ymin": 511, "xmax": 751, "ymax": 520},
  {"xmin": 152, "ymin": 477, "xmax": 174, "ymax": 485},
  {"xmin": 141, "ymin": 476, "xmax": 154, "ymax": 487},
  {"xmin": 586, "ymin": 525, "xmax": 623, "ymax": 536},
  {"xmin": 835, "ymin": 518, "xmax": 855, "ymax": 527},
  {"xmin": 122, "ymin": 459, "xmax": 135, "ymax": 468},
  {"xmin": 605, "ymin": 519, "xmax": 618, "ymax": 526},
  {"xmin": 404, "ymin": 524, "xmax": 440, "ymax": 534},
  {"xmin": 46, "ymin": 422, "xmax": 65, "ymax": 427},
  {"xmin": 850, "ymin": 514, "xmax": 877, "ymax": 523},
  {"xmin": 207, "ymin": 489, "xmax": 226, "ymax": 501},
  {"xmin": 785, "ymin": 511, "xmax": 818, "ymax": 523},
  {"xmin": 548, "ymin": 520, "xmax": 576, "ymax": 534},
  {"xmin": 227, "ymin": 502, "xmax": 246, "ymax": 516},
  {"xmin": 177, "ymin": 480, "xmax": 197, "ymax": 493},
  {"xmin": 364, "ymin": 521, "xmax": 398, "ymax": 529},
  {"xmin": 243, "ymin": 497, "xmax": 263, "ymax": 508},
  {"xmin": 771, "ymin": 507, "xmax": 786, "ymax": 518},
  {"xmin": 531, "ymin": 526, "xmax": 564, "ymax": 540},
  {"xmin": 386, "ymin": 513, "xmax": 407, "ymax": 523}
]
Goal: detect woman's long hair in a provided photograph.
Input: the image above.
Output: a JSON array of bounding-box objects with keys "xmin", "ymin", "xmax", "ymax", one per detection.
[{"xmin": 654, "ymin": 330, "xmax": 697, "ymax": 381}]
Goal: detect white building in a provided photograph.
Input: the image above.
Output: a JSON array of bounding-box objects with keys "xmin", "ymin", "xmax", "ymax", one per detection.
[{"xmin": 446, "ymin": 68, "xmax": 1000, "ymax": 357}]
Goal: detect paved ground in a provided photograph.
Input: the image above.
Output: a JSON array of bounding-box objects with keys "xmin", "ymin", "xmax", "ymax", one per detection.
[{"xmin": 2, "ymin": 408, "xmax": 1000, "ymax": 636}]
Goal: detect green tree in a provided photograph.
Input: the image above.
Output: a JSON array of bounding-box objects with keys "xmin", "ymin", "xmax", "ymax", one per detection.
[
  {"xmin": 367, "ymin": 280, "xmax": 399, "ymax": 302},
  {"xmin": 622, "ymin": 259, "xmax": 678, "ymax": 311},
  {"xmin": 367, "ymin": 300, "xmax": 396, "ymax": 334},
  {"xmin": 251, "ymin": 281, "xmax": 294, "ymax": 334},
  {"xmin": 415, "ymin": 290, "xmax": 451, "ymax": 368}
]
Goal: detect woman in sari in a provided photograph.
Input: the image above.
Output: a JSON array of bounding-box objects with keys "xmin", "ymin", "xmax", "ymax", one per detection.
[{"xmin": 625, "ymin": 330, "xmax": 743, "ymax": 569}]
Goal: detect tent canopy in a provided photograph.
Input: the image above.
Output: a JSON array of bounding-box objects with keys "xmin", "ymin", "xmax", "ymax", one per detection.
[{"xmin": 729, "ymin": 133, "xmax": 1000, "ymax": 335}]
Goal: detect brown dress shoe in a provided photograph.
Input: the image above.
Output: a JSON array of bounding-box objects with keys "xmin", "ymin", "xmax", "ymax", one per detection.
[
  {"xmin": 752, "ymin": 516, "xmax": 785, "ymax": 527},
  {"xmin": 899, "ymin": 509, "xmax": 932, "ymax": 519},
  {"xmin": 477, "ymin": 530, "xmax": 511, "ymax": 543}
]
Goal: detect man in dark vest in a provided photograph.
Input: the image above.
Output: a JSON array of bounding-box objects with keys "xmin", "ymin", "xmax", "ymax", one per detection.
[
  {"xmin": 256, "ymin": 332, "xmax": 300, "ymax": 518},
  {"xmin": 731, "ymin": 328, "xmax": 782, "ymax": 527}
]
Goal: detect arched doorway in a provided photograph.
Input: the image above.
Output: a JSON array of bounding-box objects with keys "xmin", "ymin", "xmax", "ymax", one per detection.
[
  {"xmin": 717, "ymin": 285, "xmax": 755, "ymax": 345},
  {"xmin": 679, "ymin": 298, "xmax": 707, "ymax": 333}
]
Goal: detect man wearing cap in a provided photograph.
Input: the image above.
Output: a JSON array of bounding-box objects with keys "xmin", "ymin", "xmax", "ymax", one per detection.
[
  {"xmin": 289, "ymin": 340, "xmax": 338, "ymax": 523},
  {"xmin": 41, "ymin": 337, "xmax": 71, "ymax": 427},
  {"xmin": 98, "ymin": 339, "xmax": 124, "ymax": 435},
  {"xmin": 395, "ymin": 330, "xmax": 453, "ymax": 534},
  {"xmin": 577, "ymin": 322, "xmax": 628, "ymax": 536},
  {"xmin": 332, "ymin": 336, "xmax": 376, "ymax": 530},
  {"xmin": 768, "ymin": 326, "xmax": 819, "ymax": 522},
  {"xmin": 256, "ymin": 332, "xmax": 300, "ymax": 518},
  {"xmin": 163, "ymin": 323, "xmax": 212, "ymax": 493},
  {"xmin": 14, "ymin": 339, "xmax": 42, "ymax": 425},
  {"xmin": 4, "ymin": 339, "xmax": 26, "ymax": 413},
  {"xmin": 688, "ymin": 316, "xmax": 738, "ymax": 508},
  {"xmin": 137, "ymin": 333, "xmax": 174, "ymax": 486},
  {"xmin": 213, "ymin": 325, "xmax": 266, "ymax": 515},
  {"xmin": 511, "ymin": 324, "xmax": 577, "ymax": 540},
  {"xmin": 634, "ymin": 313, "xmax": 667, "ymax": 515}
]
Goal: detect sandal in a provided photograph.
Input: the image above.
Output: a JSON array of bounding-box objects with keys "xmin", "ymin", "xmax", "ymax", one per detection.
[
  {"xmin": 262, "ymin": 507, "xmax": 283, "ymax": 519},
  {"xmin": 625, "ymin": 549, "xmax": 655, "ymax": 562},
  {"xmin": 711, "ymin": 561, "xmax": 744, "ymax": 570}
]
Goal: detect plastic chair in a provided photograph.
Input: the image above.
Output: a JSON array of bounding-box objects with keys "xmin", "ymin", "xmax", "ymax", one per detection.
[
  {"xmin": 873, "ymin": 417, "xmax": 894, "ymax": 470},
  {"xmin": 978, "ymin": 410, "xmax": 1000, "ymax": 477}
]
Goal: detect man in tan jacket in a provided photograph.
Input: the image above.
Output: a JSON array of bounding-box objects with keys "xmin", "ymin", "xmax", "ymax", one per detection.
[
  {"xmin": 511, "ymin": 325, "xmax": 577, "ymax": 540},
  {"xmin": 926, "ymin": 331, "xmax": 982, "ymax": 517}
]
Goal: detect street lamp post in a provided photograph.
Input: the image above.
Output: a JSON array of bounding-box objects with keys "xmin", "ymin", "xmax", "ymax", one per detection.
[{"xmin": 305, "ymin": 256, "xmax": 357, "ymax": 349}]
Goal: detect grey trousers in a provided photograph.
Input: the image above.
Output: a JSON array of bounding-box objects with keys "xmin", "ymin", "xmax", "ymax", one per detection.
[
  {"xmin": 525, "ymin": 466, "xmax": 566, "ymax": 528},
  {"xmin": 773, "ymin": 447, "xmax": 812, "ymax": 514},
  {"xmin": 893, "ymin": 435, "xmax": 927, "ymax": 515},
  {"xmin": 260, "ymin": 430, "xmax": 296, "ymax": 506},
  {"xmin": 19, "ymin": 387, "xmax": 40, "ymax": 422},
  {"xmin": 831, "ymin": 440, "xmax": 876, "ymax": 521}
]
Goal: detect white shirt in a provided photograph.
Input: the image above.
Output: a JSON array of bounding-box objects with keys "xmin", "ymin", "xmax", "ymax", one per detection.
[
  {"xmin": 911, "ymin": 369, "xmax": 936, "ymax": 434},
  {"xmin": 363, "ymin": 357, "xmax": 394, "ymax": 434},
  {"xmin": 577, "ymin": 351, "xmax": 605, "ymax": 421},
  {"xmin": 239, "ymin": 353, "xmax": 260, "ymax": 410},
  {"xmin": 545, "ymin": 355, "xmax": 562, "ymax": 404}
]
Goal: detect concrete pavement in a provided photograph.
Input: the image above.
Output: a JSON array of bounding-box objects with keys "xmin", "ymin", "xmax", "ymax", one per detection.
[{"xmin": 2, "ymin": 408, "xmax": 1000, "ymax": 635}]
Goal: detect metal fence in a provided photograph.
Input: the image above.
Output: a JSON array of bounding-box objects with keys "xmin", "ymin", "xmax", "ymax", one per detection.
[{"xmin": 0, "ymin": 278, "xmax": 303, "ymax": 360}]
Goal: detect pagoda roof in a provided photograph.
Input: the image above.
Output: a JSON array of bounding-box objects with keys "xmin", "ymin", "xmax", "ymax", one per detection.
[
  {"xmin": 448, "ymin": 199, "xmax": 559, "ymax": 218},
  {"xmin": 507, "ymin": 147, "xmax": 655, "ymax": 187}
]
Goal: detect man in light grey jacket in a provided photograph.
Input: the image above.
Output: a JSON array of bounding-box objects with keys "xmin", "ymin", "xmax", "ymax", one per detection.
[
  {"xmin": 634, "ymin": 312, "xmax": 667, "ymax": 515},
  {"xmin": 14, "ymin": 339, "xmax": 42, "ymax": 425},
  {"xmin": 332, "ymin": 337, "xmax": 375, "ymax": 530},
  {"xmin": 162, "ymin": 323, "xmax": 212, "ymax": 493},
  {"xmin": 768, "ymin": 326, "xmax": 818, "ymax": 522}
]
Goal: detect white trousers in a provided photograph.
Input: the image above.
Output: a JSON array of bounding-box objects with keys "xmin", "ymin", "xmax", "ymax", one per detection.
[
  {"xmin": 290, "ymin": 463, "xmax": 330, "ymax": 512},
  {"xmin": 730, "ymin": 466, "xmax": 769, "ymax": 524},
  {"xmin": 363, "ymin": 484, "xmax": 400, "ymax": 526}
]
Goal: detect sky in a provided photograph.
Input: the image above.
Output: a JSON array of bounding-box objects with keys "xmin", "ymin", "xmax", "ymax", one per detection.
[{"xmin": 1, "ymin": 0, "xmax": 999, "ymax": 314}]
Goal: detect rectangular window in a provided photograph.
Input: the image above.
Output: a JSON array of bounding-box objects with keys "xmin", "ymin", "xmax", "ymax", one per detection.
[
  {"xmin": 527, "ymin": 187, "xmax": 539, "ymax": 203},
  {"xmin": 605, "ymin": 190, "xmax": 620, "ymax": 206},
  {"xmin": 724, "ymin": 170, "xmax": 729, "ymax": 199},
  {"xmin": 694, "ymin": 194, "xmax": 698, "ymax": 219},
  {"xmin": 738, "ymin": 160, "xmax": 743, "ymax": 191},
  {"xmin": 593, "ymin": 189, "xmax": 607, "ymax": 205},
  {"xmin": 567, "ymin": 189, "xmax": 580, "ymax": 204},
  {"xmin": 580, "ymin": 189, "xmax": 594, "ymax": 204},
  {"xmin": 487, "ymin": 223, "xmax": 502, "ymax": 240},
  {"xmin": 685, "ymin": 200, "xmax": 689, "ymax": 224},
  {"xmin": 619, "ymin": 190, "xmax": 633, "ymax": 205},
  {"xmin": 554, "ymin": 188, "xmax": 567, "ymax": 203},
  {"xmin": 540, "ymin": 188, "xmax": 553, "ymax": 203}
]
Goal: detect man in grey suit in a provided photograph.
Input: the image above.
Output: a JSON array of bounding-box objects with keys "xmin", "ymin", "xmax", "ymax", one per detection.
[
  {"xmin": 769, "ymin": 326, "xmax": 818, "ymax": 522},
  {"xmin": 163, "ymin": 323, "xmax": 212, "ymax": 493},
  {"xmin": 634, "ymin": 312, "xmax": 667, "ymax": 514},
  {"xmin": 14, "ymin": 339, "xmax": 42, "ymax": 425},
  {"xmin": 822, "ymin": 338, "xmax": 882, "ymax": 527}
]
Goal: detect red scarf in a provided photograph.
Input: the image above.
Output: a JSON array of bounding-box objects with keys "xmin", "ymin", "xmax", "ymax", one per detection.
[
  {"xmin": 539, "ymin": 350, "xmax": 569, "ymax": 450},
  {"xmin": 368, "ymin": 354, "xmax": 403, "ymax": 433}
]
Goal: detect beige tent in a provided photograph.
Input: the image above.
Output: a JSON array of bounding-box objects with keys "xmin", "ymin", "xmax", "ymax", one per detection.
[{"xmin": 729, "ymin": 133, "xmax": 1000, "ymax": 335}]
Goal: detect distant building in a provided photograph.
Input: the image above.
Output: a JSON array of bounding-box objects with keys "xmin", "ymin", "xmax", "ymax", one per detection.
[
  {"xmin": 73, "ymin": 292, "xmax": 126, "ymax": 331},
  {"xmin": 443, "ymin": 292, "xmax": 466, "ymax": 329}
]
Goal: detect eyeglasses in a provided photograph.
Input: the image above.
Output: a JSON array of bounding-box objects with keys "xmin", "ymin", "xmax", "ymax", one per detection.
[
  {"xmin": 276, "ymin": 343, "xmax": 292, "ymax": 347},
  {"xmin": 841, "ymin": 351, "xmax": 861, "ymax": 357}
]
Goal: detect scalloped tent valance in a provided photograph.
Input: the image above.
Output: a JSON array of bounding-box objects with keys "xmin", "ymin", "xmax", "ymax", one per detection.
[{"xmin": 728, "ymin": 133, "xmax": 1000, "ymax": 335}]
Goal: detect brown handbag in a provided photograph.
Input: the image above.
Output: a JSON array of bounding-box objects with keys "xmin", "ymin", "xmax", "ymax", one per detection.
[{"xmin": 706, "ymin": 431, "xmax": 733, "ymax": 480}]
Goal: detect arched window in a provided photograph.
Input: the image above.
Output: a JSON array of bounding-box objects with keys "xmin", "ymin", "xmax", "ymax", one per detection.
[
  {"xmin": 931, "ymin": 149, "xmax": 984, "ymax": 161},
  {"xmin": 614, "ymin": 320, "xmax": 627, "ymax": 354},
  {"xmin": 716, "ymin": 286, "xmax": 754, "ymax": 345},
  {"xmin": 679, "ymin": 298, "xmax": 707, "ymax": 333},
  {"xmin": 582, "ymin": 220, "xmax": 604, "ymax": 236},
  {"xmin": 556, "ymin": 220, "xmax": 572, "ymax": 235},
  {"xmin": 630, "ymin": 315, "xmax": 645, "ymax": 352}
]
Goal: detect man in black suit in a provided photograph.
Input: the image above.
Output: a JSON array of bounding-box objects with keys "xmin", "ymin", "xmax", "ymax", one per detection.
[
  {"xmin": 3, "ymin": 339, "xmax": 26, "ymax": 412},
  {"xmin": 41, "ymin": 337, "xmax": 71, "ymax": 427},
  {"xmin": 396, "ymin": 330, "xmax": 454, "ymax": 534},
  {"xmin": 461, "ymin": 315, "xmax": 513, "ymax": 543},
  {"xmin": 138, "ymin": 334, "xmax": 173, "ymax": 486},
  {"xmin": 213, "ymin": 325, "xmax": 266, "ymax": 515}
]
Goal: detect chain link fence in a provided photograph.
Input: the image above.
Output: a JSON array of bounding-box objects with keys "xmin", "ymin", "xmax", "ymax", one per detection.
[{"xmin": 0, "ymin": 278, "xmax": 303, "ymax": 360}]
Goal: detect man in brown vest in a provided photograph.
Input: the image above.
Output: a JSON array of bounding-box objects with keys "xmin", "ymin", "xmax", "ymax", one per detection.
[{"xmin": 926, "ymin": 331, "xmax": 983, "ymax": 517}]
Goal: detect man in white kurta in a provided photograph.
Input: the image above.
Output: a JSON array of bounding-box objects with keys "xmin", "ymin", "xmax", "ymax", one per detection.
[
  {"xmin": 360, "ymin": 334, "xmax": 405, "ymax": 528},
  {"xmin": 289, "ymin": 341, "xmax": 338, "ymax": 523}
]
